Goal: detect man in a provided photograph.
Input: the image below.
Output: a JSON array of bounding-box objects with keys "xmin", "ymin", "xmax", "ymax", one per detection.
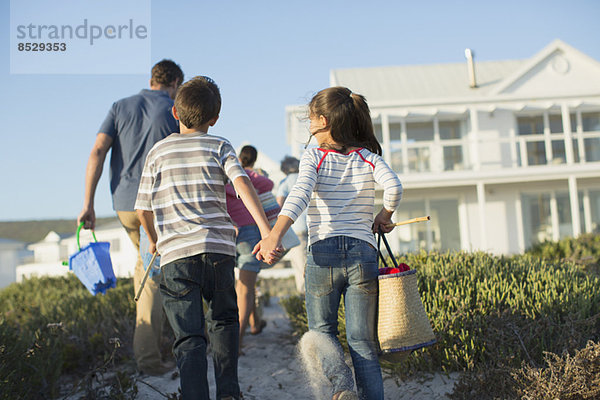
[{"xmin": 78, "ymin": 59, "xmax": 183, "ymax": 376}]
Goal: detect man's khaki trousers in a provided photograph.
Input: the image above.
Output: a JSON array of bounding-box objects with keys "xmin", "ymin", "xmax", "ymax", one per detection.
[{"xmin": 117, "ymin": 211, "xmax": 166, "ymax": 372}]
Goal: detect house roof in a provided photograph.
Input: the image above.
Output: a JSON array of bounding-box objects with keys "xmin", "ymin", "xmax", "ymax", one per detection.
[
  {"xmin": 331, "ymin": 59, "xmax": 525, "ymax": 103},
  {"xmin": 329, "ymin": 39, "xmax": 600, "ymax": 106}
]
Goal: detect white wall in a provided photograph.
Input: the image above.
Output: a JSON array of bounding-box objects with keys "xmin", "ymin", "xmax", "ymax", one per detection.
[{"xmin": 0, "ymin": 241, "xmax": 32, "ymax": 289}]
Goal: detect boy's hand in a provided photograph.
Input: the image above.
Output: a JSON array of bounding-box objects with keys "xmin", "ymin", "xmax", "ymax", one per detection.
[
  {"xmin": 148, "ymin": 241, "xmax": 158, "ymax": 256},
  {"xmin": 253, "ymin": 236, "xmax": 284, "ymax": 265},
  {"xmin": 373, "ymin": 208, "xmax": 394, "ymax": 234}
]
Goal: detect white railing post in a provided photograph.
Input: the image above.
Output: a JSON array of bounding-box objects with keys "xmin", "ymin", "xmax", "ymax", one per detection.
[
  {"xmin": 381, "ymin": 113, "xmax": 392, "ymax": 167},
  {"xmin": 469, "ymin": 108, "xmax": 481, "ymax": 171},
  {"xmin": 401, "ymin": 119, "xmax": 409, "ymax": 173},
  {"xmin": 543, "ymin": 112, "xmax": 553, "ymax": 163},
  {"xmin": 561, "ymin": 103, "xmax": 575, "ymax": 164},
  {"xmin": 568, "ymin": 176, "xmax": 581, "ymax": 236},
  {"xmin": 476, "ymin": 182, "xmax": 487, "ymax": 250}
]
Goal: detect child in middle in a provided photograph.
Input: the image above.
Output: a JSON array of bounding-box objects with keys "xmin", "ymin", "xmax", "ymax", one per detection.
[
  {"xmin": 225, "ymin": 145, "xmax": 277, "ymax": 348},
  {"xmin": 255, "ymin": 86, "xmax": 403, "ymax": 400},
  {"xmin": 135, "ymin": 76, "xmax": 281, "ymax": 400}
]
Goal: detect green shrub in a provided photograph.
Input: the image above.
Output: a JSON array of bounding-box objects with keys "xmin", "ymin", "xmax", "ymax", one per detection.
[
  {"xmin": 0, "ymin": 274, "xmax": 136, "ymax": 399},
  {"xmin": 526, "ymin": 233, "xmax": 600, "ymax": 276}
]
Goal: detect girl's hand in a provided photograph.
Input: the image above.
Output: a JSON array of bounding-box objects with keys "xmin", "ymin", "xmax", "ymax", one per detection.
[
  {"xmin": 253, "ymin": 235, "xmax": 284, "ymax": 264},
  {"xmin": 373, "ymin": 208, "xmax": 395, "ymax": 234}
]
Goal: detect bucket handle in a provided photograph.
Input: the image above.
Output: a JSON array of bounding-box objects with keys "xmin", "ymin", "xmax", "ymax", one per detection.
[
  {"xmin": 377, "ymin": 228, "xmax": 399, "ymax": 269},
  {"xmin": 76, "ymin": 221, "xmax": 98, "ymax": 251}
]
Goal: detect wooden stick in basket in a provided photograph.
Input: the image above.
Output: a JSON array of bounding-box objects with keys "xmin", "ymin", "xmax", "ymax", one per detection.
[
  {"xmin": 385, "ymin": 215, "xmax": 430, "ymax": 228},
  {"xmin": 135, "ymin": 251, "xmax": 158, "ymax": 302}
]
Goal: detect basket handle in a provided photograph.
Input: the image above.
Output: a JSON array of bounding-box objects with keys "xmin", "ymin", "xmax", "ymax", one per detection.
[
  {"xmin": 377, "ymin": 227, "xmax": 399, "ymax": 269},
  {"xmin": 76, "ymin": 221, "xmax": 98, "ymax": 251}
]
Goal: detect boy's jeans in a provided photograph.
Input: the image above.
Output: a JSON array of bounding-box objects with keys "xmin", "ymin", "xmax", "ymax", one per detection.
[
  {"xmin": 160, "ymin": 253, "xmax": 240, "ymax": 400},
  {"xmin": 305, "ymin": 236, "xmax": 383, "ymax": 400}
]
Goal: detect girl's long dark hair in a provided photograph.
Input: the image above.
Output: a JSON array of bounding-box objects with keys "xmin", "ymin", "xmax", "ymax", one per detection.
[{"xmin": 309, "ymin": 86, "xmax": 382, "ymax": 155}]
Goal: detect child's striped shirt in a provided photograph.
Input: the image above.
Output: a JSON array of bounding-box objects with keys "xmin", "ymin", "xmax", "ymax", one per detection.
[
  {"xmin": 135, "ymin": 132, "xmax": 246, "ymax": 266},
  {"xmin": 279, "ymin": 147, "xmax": 403, "ymax": 248}
]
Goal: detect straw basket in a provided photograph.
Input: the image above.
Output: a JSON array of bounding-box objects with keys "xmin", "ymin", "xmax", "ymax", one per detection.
[
  {"xmin": 377, "ymin": 269, "xmax": 436, "ymax": 362},
  {"xmin": 376, "ymin": 230, "xmax": 436, "ymax": 362},
  {"xmin": 68, "ymin": 222, "xmax": 116, "ymax": 295}
]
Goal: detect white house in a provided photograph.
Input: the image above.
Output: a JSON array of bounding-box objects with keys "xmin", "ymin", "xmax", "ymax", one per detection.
[
  {"xmin": 16, "ymin": 220, "xmax": 137, "ymax": 283},
  {"xmin": 0, "ymin": 238, "xmax": 32, "ymax": 289},
  {"xmin": 285, "ymin": 39, "xmax": 600, "ymax": 254}
]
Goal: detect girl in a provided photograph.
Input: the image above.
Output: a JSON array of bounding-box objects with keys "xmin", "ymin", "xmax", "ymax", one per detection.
[{"xmin": 255, "ymin": 87, "xmax": 403, "ymax": 400}]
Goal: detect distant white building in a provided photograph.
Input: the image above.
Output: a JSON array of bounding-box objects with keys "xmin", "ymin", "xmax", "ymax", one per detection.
[
  {"xmin": 14, "ymin": 152, "xmax": 295, "ymax": 285},
  {"xmin": 0, "ymin": 238, "xmax": 32, "ymax": 289},
  {"xmin": 285, "ymin": 39, "xmax": 600, "ymax": 254},
  {"xmin": 16, "ymin": 220, "xmax": 137, "ymax": 283}
]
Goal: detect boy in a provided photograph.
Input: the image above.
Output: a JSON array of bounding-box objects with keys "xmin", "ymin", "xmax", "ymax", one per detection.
[{"xmin": 135, "ymin": 76, "xmax": 279, "ymax": 400}]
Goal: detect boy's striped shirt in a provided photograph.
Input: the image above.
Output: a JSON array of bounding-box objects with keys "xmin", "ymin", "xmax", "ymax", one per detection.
[
  {"xmin": 279, "ymin": 147, "xmax": 403, "ymax": 248},
  {"xmin": 135, "ymin": 132, "xmax": 246, "ymax": 266}
]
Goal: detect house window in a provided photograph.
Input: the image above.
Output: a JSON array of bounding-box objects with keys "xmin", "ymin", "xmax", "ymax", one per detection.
[
  {"xmin": 516, "ymin": 113, "xmax": 583, "ymax": 166},
  {"xmin": 406, "ymin": 121, "xmax": 434, "ymax": 141},
  {"xmin": 406, "ymin": 121, "xmax": 434, "ymax": 173},
  {"xmin": 443, "ymin": 146, "xmax": 463, "ymax": 171},
  {"xmin": 440, "ymin": 120, "xmax": 465, "ymax": 170},
  {"xmin": 582, "ymin": 112, "xmax": 600, "ymax": 132},
  {"xmin": 378, "ymin": 116, "xmax": 466, "ymax": 173},
  {"xmin": 517, "ymin": 116, "xmax": 547, "ymax": 166},
  {"xmin": 549, "ymin": 114, "xmax": 563, "ymax": 133},
  {"xmin": 439, "ymin": 120, "xmax": 461, "ymax": 139},
  {"xmin": 549, "ymin": 114, "xmax": 566, "ymax": 164},
  {"xmin": 518, "ymin": 116, "xmax": 544, "ymax": 135},
  {"xmin": 556, "ymin": 193, "xmax": 573, "ymax": 238},
  {"xmin": 521, "ymin": 191, "xmax": 574, "ymax": 248},
  {"xmin": 582, "ymin": 112, "xmax": 600, "ymax": 162},
  {"xmin": 591, "ymin": 190, "xmax": 600, "ymax": 233},
  {"xmin": 389, "ymin": 122, "xmax": 404, "ymax": 171},
  {"xmin": 522, "ymin": 193, "xmax": 552, "ymax": 247},
  {"xmin": 393, "ymin": 198, "xmax": 460, "ymax": 253}
]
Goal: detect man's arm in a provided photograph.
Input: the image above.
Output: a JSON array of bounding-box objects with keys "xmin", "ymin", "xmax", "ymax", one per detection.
[
  {"xmin": 78, "ymin": 133, "xmax": 113, "ymax": 229},
  {"xmin": 137, "ymin": 209, "xmax": 158, "ymax": 254}
]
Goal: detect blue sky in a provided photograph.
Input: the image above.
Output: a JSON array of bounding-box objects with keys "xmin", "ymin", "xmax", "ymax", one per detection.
[{"xmin": 1, "ymin": 0, "xmax": 599, "ymax": 221}]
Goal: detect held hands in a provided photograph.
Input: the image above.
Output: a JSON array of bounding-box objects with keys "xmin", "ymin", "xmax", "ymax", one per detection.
[
  {"xmin": 253, "ymin": 235, "xmax": 284, "ymax": 265},
  {"xmin": 373, "ymin": 208, "xmax": 395, "ymax": 234}
]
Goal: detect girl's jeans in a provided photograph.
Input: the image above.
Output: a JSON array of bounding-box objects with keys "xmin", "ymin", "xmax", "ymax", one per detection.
[
  {"xmin": 160, "ymin": 253, "xmax": 240, "ymax": 400},
  {"xmin": 305, "ymin": 236, "xmax": 383, "ymax": 400}
]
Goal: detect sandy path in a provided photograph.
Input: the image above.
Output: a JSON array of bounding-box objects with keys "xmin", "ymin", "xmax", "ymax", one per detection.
[{"xmin": 135, "ymin": 298, "xmax": 457, "ymax": 399}]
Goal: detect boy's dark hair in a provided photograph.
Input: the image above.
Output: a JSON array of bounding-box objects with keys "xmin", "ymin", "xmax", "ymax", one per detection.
[
  {"xmin": 280, "ymin": 156, "xmax": 299, "ymax": 175},
  {"xmin": 150, "ymin": 59, "xmax": 184, "ymax": 87},
  {"xmin": 309, "ymin": 86, "xmax": 382, "ymax": 155},
  {"xmin": 239, "ymin": 145, "xmax": 258, "ymax": 168},
  {"xmin": 174, "ymin": 76, "xmax": 221, "ymax": 130}
]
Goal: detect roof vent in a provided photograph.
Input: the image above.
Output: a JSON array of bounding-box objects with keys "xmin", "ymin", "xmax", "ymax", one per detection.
[{"xmin": 464, "ymin": 48, "xmax": 477, "ymax": 88}]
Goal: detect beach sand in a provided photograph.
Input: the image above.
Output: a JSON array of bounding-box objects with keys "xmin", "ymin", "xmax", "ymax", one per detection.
[{"xmin": 134, "ymin": 298, "xmax": 458, "ymax": 399}]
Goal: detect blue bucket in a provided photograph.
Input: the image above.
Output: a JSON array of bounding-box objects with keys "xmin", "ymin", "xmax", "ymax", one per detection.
[{"xmin": 68, "ymin": 222, "xmax": 117, "ymax": 295}]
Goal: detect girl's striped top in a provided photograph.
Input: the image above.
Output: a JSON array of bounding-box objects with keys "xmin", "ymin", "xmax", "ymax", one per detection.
[
  {"xmin": 279, "ymin": 147, "xmax": 403, "ymax": 248},
  {"xmin": 135, "ymin": 132, "xmax": 247, "ymax": 266}
]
